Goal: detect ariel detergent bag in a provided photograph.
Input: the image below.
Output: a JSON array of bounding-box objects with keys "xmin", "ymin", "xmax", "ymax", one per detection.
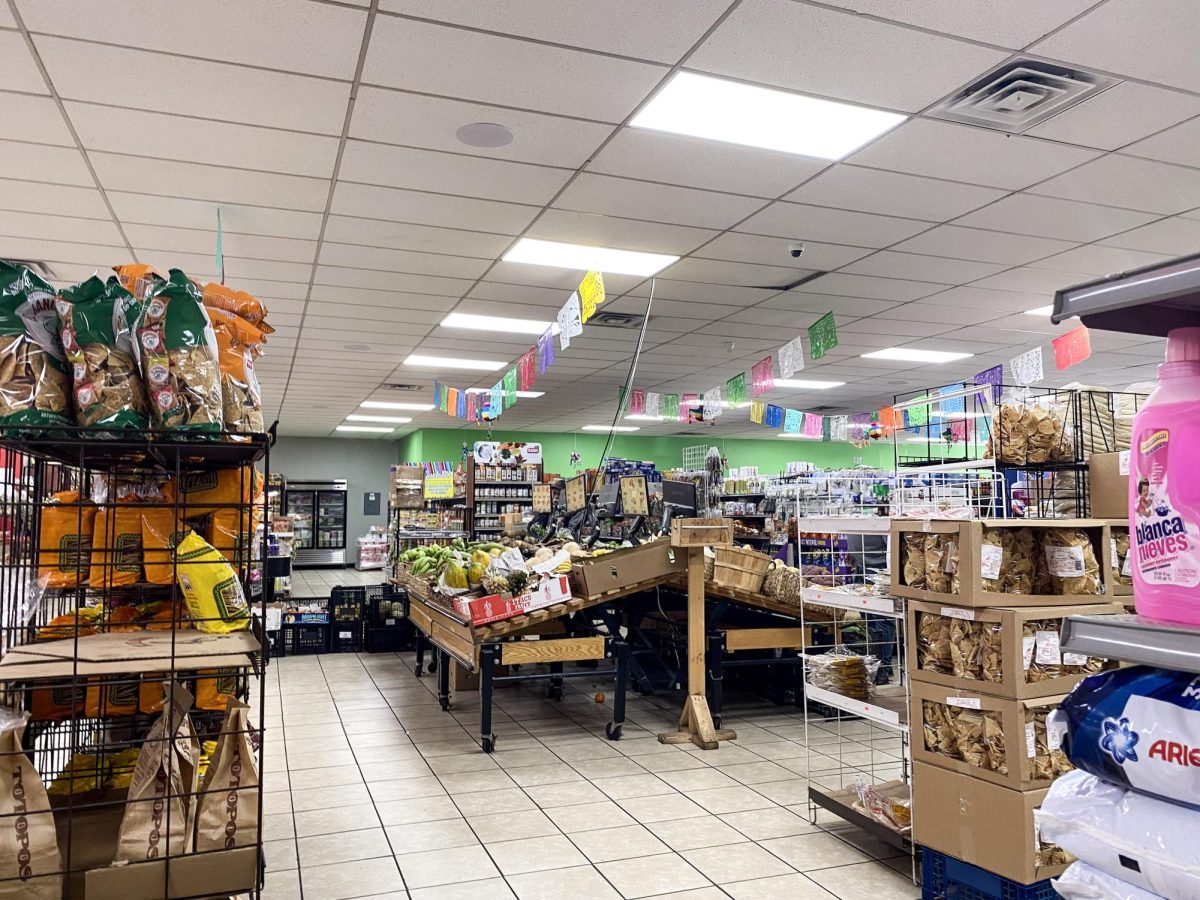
[{"xmin": 1051, "ymin": 665, "xmax": 1200, "ymax": 810}]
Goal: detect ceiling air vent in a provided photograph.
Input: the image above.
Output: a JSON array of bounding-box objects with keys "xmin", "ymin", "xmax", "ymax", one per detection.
[
  {"xmin": 928, "ymin": 60, "xmax": 1118, "ymax": 133},
  {"xmin": 809, "ymin": 404, "xmax": 843, "ymax": 413},
  {"xmin": 589, "ymin": 311, "xmax": 647, "ymax": 329},
  {"xmin": 385, "ymin": 383, "xmax": 424, "ymax": 392}
]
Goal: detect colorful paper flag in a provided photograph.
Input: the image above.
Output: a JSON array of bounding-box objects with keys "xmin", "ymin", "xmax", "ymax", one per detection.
[
  {"xmin": 778, "ymin": 336, "xmax": 804, "ymax": 378},
  {"xmin": 503, "ymin": 368, "xmax": 517, "ymax": 406},
  {"xmin": 578, "ymin": 270, "xmax": 606, "ymax": 323},
  {"xmin": 630, "ymin": 389, "xmax": 645, "ymax": 416},
  {"xmin": 751, "ymin": 356, "xmax": 775, "ymax": 397},
  {"xmin": 808, "ymin": 312, "xmax": 838, "ymax": 360},
  {"xmin": 537, "ymin": 327, "xmax": 555, "ymax": 373},
  {"xmin": 489, "ymin": 383, "xmax": 503, "ymax": 417},
  {"xmin": 750, "ymin": 400, "xmax": 765, "ymax": 424},
  {"xmin": 704, "ymin": 385, "xmax": 723, "ymax": 418},
  {"xmin": 935, "ymin": 383, "xmax": 965, "ymax": 415},
  {"xmin": 803, "ymin": 412, "xmax": 823, "ymax": 438},
  {"xmin": 664, "ymin": 394, "xmax": 679, "ymax": 419},
  {"xmin": 466, "ymin": 391, "xmax": 478, "ymax": 422},
  {"xmin": 1053, "ymin": 325, "xmax": 1092, "ymax": 370},
  {"xmin": 1010, "ymin": 346, "xmax": 1044, "ymax": 386},
  {"xmin": 432, "ymin": 380, "xmax": 442, "ymax": 410},
  {"xmin": 765, "ymin": 404, "xmax": 784, "ymax": 429},
  {"xmin": 557, "ymin": 292, "xmax": 582, "ymax": 350},
  {"xmin": 446, "ymin": 388, "xmax": 459, "ymax": 418},
  {"xmin": 974, "ymin": 365, "xmax": 1003, "ymax": 403},
  {"xmin": 783, "ymin": 408, "xmax": 802, "ymax": 433},
  {"xmin": 725, "ymin": 372, "xmax": 746, "ymax": 407},
  {"xmin": 680, "ymin": 393, "xmax": 699, "ymax": 422},
  {"xmin": 455, "ymin": 389, "xmax": 466, "ymax": 418},
  {"xmin": 829, "ymin": 415, "xmax": 849, "ymax": 442},
  {"xmin": 518, "ymin": 349, "xmax": 536, "ymax": 391},
  {"xmin": 645, "ymin": 392, "xmax": 660, "ymax": 418}
]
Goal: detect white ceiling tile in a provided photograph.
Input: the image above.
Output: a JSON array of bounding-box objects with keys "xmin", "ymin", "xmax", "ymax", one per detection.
[
  {"xmin": 1124, "ymin": 116, "xmax": 1200, "ymax": 168},
  {"xmin": 1025, "ymin": 82, "xmax": 1200, "ymax": 151},
  {"xmin": 735, "ymin": 202, "xmax": 932, "ymax": 248},
  {"xmin": 107, "ymin": 193, "xmax": 323, "ymax": 240},
  {"xmin": 131, "ymin": 251, "xmax": 311, "ymax": 284},
  {"xmin": 660, "ymin": 257, "xmax": 817, "ymax": 288},
  {"xmin": 0, "ymin": 209, "xmax": 122, "ymax": 245},
  {"xmin": 314, "ymin": 265, "xmax": 472, "ymax": 296},
  {"xmin": 553, "ymin": 173, "xmax": 763, "ymax": 230},
  {"xmin": 841, "ymin": 251, "xmax": 1006, "ymax": 284},
  {"xmin": 955, "ymin": 193, "xmax": 1157, "ymax": 242},
  {"xmin": 798, "ymin": 272, "xmax": 948, "ymax": 301},
  {"xmin": 589, "ymin": 129, "xmax": 828, "ymax": 197},
  {"xmin": 891, "ymin": 225, "xmax": 1077, "ymax": 265},
  {"xmin": 65, "ymin": 103, "xmax": 339, "ymax": 178},
  {"xmin": 754, "ymin": 293, "xmax": 901, "ymax": 318},
  {"xmin": 0, "ymin": 93, "xmax": 72, "ymax": 145},
  {"xmin": 0, "ymin": 179, "xmax": 110, "ymax": 218},
  {"xmin": 311, "ymin": 286, "xmax": 456, "ymax": 310},
  {"xmin": 849, "ymin": 119, "xmax": 1100, "ymax": 190},
  {"xmin": 467, "ymin": 281, "xmax": 586, "ymax": 307},
  {"xmin": 697, "ymin": 232, "xmax": 872, "ymax": 271},
  {"xmin": 363, "ymin": 16, "xmax": 663, "ymax": 122},
  {"xmin": 20, "ymin": 0, "xmax": 367, "ymax": 79},
  {"xmin": 121, "ymin": 225, "xmax": 317, "ymax": 264},
  {"xmin": 839, "ymin": 317, "xmax": 957, "ymax": 338},
  {"xmin": 338, "ymin": 141, "xmax": 570, "ymax": 205},
  {"xmin": 0, "ymin": 4, "xmax": 14, "ymax": 25},
  {"xmin": 90, "ymin": 153, "xmax": 330, "ymax": 210},
  {"xmin": 0, "ymin": 237, "xmax": 123, "ymax": 269},
  {"xmin": 916, "ymin": 285, "xmax": 1050, "ymax": 312},
  {"xmin": 483, "ymin": 262, "xmax": 642, "ymax": 296},
  {"xmin": 605, "ymin": 294, "xmax": 740, "ymax": 322},
  {"xmin": 1098, "ymin": 217, "xmax": 1200, "ymax": 256},
  {"xmin": 1030, "ymin": 154, "xmax": 1200, "ymax": 215},
  {"xmin": 330, "ymin": 182, "xmax": 537, "ymax": 235},
  {"xmin": 626, "ymin": 279, "xmax": 777, "ymax": 305},
  {"xmin": 34, "ymin": 37, "xmax": 350, "ymax": 134},
  {"xmin": 970, "ymin": 266, "xmax": 1095, "ymax": 294},
  {"xmin": 870, "ymin": 303, "xmax": 995, "ymax": 326},
  {"xmin": 526, "ymin": 209, "xmax": 715, "ymax": 256},
  {"xmin": 349, "ymin": 87, "xmax": 613, "ymax": 168},
  {"xmin": 815, "ymin": 0, "xmax": 1096, "ymax": 48},
  {"xmin": 688, "ymin": 0, "xmax": 1006, "ymax": 112},
  {"xmin": 217, "ymin": 278, "xmax": 310, "ymax": 300},
  {"xmin": 1033, "ymin": 0, "xmax": 1200, "ymax": 93},
  {"xmin": 381, "ymin": 0, "xmax": 733, "ymax": 63},
  {"xmin": 1027, "ymin": 244, "xmax": 1175, "ymax": 276},
  {"xmin": 323, "ymin": 216, "xmax": 511, "ymax": 258},
  {"xmin": 0, "ymin": 29, "xmax": 47, "ymax": 94},
  {"xmin": 317, "ymin": 243, "xmax": 489, "ymax": 279},
  {"xmin": 786, "ymin": 165, "xmax": 1005, "ymax": 221},
  {"xmin": 0, "ymin": 139, "xmax": 92, "ymax": 186}
]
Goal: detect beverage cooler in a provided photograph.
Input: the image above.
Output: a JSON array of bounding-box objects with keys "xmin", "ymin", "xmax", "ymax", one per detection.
[{"xmin": 284, "ymin": 479, "xmax": 348, "ymax": 566}]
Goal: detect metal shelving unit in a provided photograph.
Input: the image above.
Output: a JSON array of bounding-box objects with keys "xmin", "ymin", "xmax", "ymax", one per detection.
[{"xmin": 1062, "ymin": 613, "xmax": 1200, "ymax": 674}]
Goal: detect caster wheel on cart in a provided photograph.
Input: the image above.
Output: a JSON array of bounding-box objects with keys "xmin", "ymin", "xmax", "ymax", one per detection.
[
  {"xmin": 439, "ymin": 697, "xmax": 449, "ymax": 711},
  {"xmin": 428, "ymin": 657, "xmax": 438, "ymax": 674},
  {"xmin": 604, "ymin": 722, "xmax": 623, "ymax": 741},
  {"xmin": 547, "ymin": 684, "xmax": 564, "ymax": 701},
  {"xmin": 481, "ymin": 734, "xmax": 496, "ymax": 753}
]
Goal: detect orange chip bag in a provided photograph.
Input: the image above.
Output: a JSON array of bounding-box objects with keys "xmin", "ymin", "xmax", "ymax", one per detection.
[
  {"xmin": 174, "ymin": 468, "xmax": 250, "ymax": 516},
  {"xmin": 194, "ymin": 669, "xmax": 240, "ymax": 711},
  {"xmin": 209, "ymin": 508, "xmax": 251, "ymax": 568},
  {"xmin": 90, "ymin": 503, "xmax": 143, "ymax": 587},
  {"xmin": 142, "ymin": 484, "xmax": 189, "ymax": 585},
  {"xmin": 139, "ymin": 674, "xmax": 166, "ymax": 714},
  {"xmin": 112, "ymin": 264, "xmax": 164, "ymax": 302},
  {"xmin": 38, "ymin": 491, "xmax": 96, "ymax": 587},
  {"xmin": 84, "ymin": 677, "xmax": 138, "ymax": 718},
  {"xmin": 201, "ymin": 283, "xmax": 273, "ymax": 332},
  {"xmin": 209, "ymin": 307, "xmax": 265, "ymax": 435},
  {"xmin": 31, "ymin": 682, "xmax": 84, "ymax": 721}
]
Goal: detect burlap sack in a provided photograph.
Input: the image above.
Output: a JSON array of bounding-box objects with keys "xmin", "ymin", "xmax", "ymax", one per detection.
[
  {"xmin": 194, "ymin": 699, "xmax": 259, "ymax": 852},
  {"xmin": 114, "ymin": 682, "xmax": 199, "ymax": 862},
  {"xmin": 0, "ymin": 708, "xmax": 62, "ymax": 899}
]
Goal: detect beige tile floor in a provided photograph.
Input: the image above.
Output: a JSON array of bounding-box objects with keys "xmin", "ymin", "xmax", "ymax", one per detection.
[
  {"xmin": 258, "ymin": 651, "xmax": 920, "ymax": 900},
  {"xmin": 290, "ymin": 567, "xmax": 387, "ymax": 600}
]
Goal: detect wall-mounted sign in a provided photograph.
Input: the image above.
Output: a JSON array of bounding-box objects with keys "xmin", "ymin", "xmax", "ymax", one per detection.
[
  {"xmin": 473, "ymin": 441, "xmax": 543, "ymax": 466},
  {"xmin": 424, "ymin": 475, "xmax": 456, "ymax": 499}
]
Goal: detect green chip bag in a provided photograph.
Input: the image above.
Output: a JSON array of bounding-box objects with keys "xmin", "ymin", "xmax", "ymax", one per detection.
[{"xmin": 0, "ymin": 261, "xmax": 71, "ymax": 429}]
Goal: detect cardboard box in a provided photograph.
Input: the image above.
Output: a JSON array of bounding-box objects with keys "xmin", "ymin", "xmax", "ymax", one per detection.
[
  {"xmin": 569, "ymin": 538, "xmax": 687, "ymax": 599},
  {"xmin": 907, "ymin": 599, "xmax": 1123, "ymax": 699},
  {"xmin": 1105, "ymin": 519, "xmax": 1133, "ymax": 599},
  {"xmin": 890, "ymin": 517, "xmax": 1113, "ymax": 607},
  {"xmin": 913, "ymin": 762, "xmax": 1071, "ymax": 885},
  {"xmin": 912, "ymin": 680, "xmax": 1070, "ymax": 791},
  {"xmin": 1089, "ymin": 450, "xmax": 1130, "ymax": 519},
  {"xmin": 467, "ymin": 575, "xmax": 572, "ymax": 625}
]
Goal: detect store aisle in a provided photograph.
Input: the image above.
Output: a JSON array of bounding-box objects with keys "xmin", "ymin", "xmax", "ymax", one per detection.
[
  {"xmin": 258, "ymin": 653, "xmax": 918, "ymax": 900},
  {"xmin": 290, "ymin": 568, "xmax": 387, "ymax": 600}
]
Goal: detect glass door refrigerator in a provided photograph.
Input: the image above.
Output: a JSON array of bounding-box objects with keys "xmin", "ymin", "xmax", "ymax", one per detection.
[{"xmin": 285, "ymin": 479, "xmax": 348, "ymax": 566}]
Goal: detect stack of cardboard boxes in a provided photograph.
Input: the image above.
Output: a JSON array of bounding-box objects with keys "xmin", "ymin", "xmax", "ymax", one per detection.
[{"xmin": 892, "ymin": 517, "xmax": 1125, "ymax": 885}]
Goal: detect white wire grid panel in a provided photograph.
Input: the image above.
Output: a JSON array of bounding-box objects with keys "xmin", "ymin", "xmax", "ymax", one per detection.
[
  {"xmin": 681, "ymin": 444, "xmax": 710, "ymax": 470},
  {"xmin": 888, "ymin": 467, "xmax": 1009, "ymax": 519}
]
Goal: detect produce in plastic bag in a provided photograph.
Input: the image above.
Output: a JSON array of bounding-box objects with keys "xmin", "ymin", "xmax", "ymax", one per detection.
[
  {"xmin": 0, "ymin": 261, "xmax": 71, "ymax": 429},
  {"xmin": 1040, "ymin": 528, "xmax": 1101, "ymax": 595},
  {"xmin": 0, "ymin": 708, "xmax": 62, "ymax": 899},
  {"xmin": 852, "ymin": 776, "xmax": 911, "ymax": 834},
  {"xmin": 806, "ymin": 651, "xmax": 879, "ymax": 700},
  {"xmin": 37, "ymin": 490, "xmax": 96, "ymax": 587},
  {"xmin": 1039, "ymin": 770, "xmax": 1200, "ymax": 899},
  {"xmin": 55, "ymin": 276, "xmax": 148, "ymax": 429},
  {"xmin": 134, "ymin": 269, "xmax": 222, "ymax": 431},
  {"xmin": 194, "ymin": 699, "xmax": 259, "ymax": 852},
  {"xmin": 1054, "ymin": 862, "xmax": 1165, "ymax": 900},
  {"xmin": 208, "ymin": 307, "xmax": 264, "ymax": 435},
  {"xmin": 1053, "ymin": 666, "xmax": 1200, "ymax": 810},
  {"xmin": 175, "ymin": 531, "xmax": 249, "ymax": 633}
]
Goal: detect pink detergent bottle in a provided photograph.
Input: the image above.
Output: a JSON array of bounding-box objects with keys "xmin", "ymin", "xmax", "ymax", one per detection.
[{"xmin": 1131, "ymin": 326, "xmax": 1200, "ymax": 624}]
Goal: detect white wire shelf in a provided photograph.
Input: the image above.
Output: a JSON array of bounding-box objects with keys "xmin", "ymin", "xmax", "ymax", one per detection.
[
  {"xmin": 801, "ymin": 587, "xmax": 904, "ymax": 618},
  {"xmin": 795, "ymin": 516, "xmax": 891, "ymax": 534},
  {"xmin": 804, "ymin": 682, "xmax": 909, "ymax": 732}
]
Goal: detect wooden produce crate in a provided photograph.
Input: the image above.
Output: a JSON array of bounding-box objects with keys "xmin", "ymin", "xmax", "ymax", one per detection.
[
  {"xmin": 907, "ymin": 600, "xmax": 1123, "ymax": 699},
  {"xmin": 570, "ymin": 539, "xmax": 687, "ymax": 599},
  {"xmin": 712, "ymin": 546, "xmax": 772, "ymax": 593},
  {"xmin": 891, "ymin": 517, "xmax": 1113, "ymax": 608},
  {"xmin": 912, "ymin": 681, "xmax": 1069, "ymax": 791},
  {"xmin": 670, "ymin": 517, "xmax": 733, "ymax": 548}
]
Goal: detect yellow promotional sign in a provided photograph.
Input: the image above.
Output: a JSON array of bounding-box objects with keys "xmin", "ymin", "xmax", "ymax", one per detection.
[{"xmin": 424, "ymin": 475, "xmax": 456, "ymax": 500}]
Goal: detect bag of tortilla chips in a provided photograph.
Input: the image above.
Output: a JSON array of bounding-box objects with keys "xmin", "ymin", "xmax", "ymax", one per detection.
[
  {"xmin": 175, "ymin": 531, "xmax": 249, "ymax": 634},
  {"xmin": 0, "ymin": 261, "xmax": 71, "ymax": 429}
]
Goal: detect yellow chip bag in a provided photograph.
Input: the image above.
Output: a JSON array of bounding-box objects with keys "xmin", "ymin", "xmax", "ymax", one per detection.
[
  {"xmin": 175, "ymin": 531, "xmax": 249, "ymax": 634},
  {"xmin": 38, "ymin": 491, "xmax": 96, "ymax": 587},
  {"xmin": 195, "ymin": 668, "xmax": 240, "ymax": 711}
]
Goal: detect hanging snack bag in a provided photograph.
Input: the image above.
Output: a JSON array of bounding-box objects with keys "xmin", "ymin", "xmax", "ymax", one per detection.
[
  {"xmin": 201, "ymin": 282, "xmax": 273, "ymax": 332},
  {"xmin": 30, "ymin": 681, "xmax": 85, "ymax": 721},
  {"xmin": 84, "ymin": 676, "xmax": 139, "ymax": 718},
  {"xmin": 142, "ymin": 481, "xmax": 188, "ymax": 586},
  {"xmin": 90, "ymin": 501, "xmax": 143, "ymax": 588},
  {"xmin": 175, "ymin": 531, "xmax": 250, "ymax": 634},
  {"xmin": 194, "ymin": 669, "xmax": 240, "ymax": 711},
  {"xmin": 194, "ymin": 699, "xmax": 259, "ymax": 852},
  {"xmin": 134, "ymin": 270, "xmax": 222, "ymax": 432},
  {"xmin": 0, "ymin": 261, "xmax": 71, "ymax": 429},
  {"xmin": 112, "ymin": 264, "xmax": 164, "ymax": 302},
  {"xmin": 114, "ymin": 681, "xmax": 199, "ymax": 862},
  {"xmin": 0, "ymin": 708, "xmax": 62, "ymax": 899},
  {"xmin": 174, "ymin": 467, "xmax": 249, "ymax": 516},
  {"xmin": 56, "ymin": 276, "xmax": 148, "ymax": 430},
  {"xmin": 37, "ymin": 490, "xmax": 96, "ymax": 588},
  {"xmin": 209, "ymin": 508, "xmax": 248, "ymax": 568},
  {"xmin": 208, "ymin": 307, "xmax": 265, "ymax": 435}
]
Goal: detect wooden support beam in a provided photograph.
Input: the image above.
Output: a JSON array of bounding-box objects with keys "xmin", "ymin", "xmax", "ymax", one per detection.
[
  {"xmin": 500, "ymin": 636, "xmax": 605, "ymax": 666},
  {"xmin": 725, "ymin": 626, "xmax": 811, "ymax": 652}
]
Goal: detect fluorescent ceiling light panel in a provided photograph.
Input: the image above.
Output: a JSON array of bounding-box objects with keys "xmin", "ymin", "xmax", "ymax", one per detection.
[
  {"xmin": 465, "ymin": 388, "xmax": 545, "ymax": 399},
  {"xmin": 442, "ymin": 312, "xmax": 557, "ymax": 335},
  {"xmin": 1024, "ymin": 305, "xmax": 1054, "ymax": 316},
  {"xmin": 336, "ymin": 425, "xmax": 393, "ymax": 433},
  {"xmin": 774, "ymin": 379, "xmax": 847, "ymax": 389},
  {"xmin": 582, "ymin": 425, "xmax": 640, "ymax": 432},
  {"xmin": 625, "ymin": 414, "xmax": 663, "ymax": 421},
  {"xmin": 346, "ymin": 414, "xmax": 412, "ymax": 424},
  {"xmin": 632, "ymin": 71, "xmax": 906, "ymax": 160},
  {"xmin": 861, "ymin": 348, "xmax": 974, "ymax": 363},
  {"xmin": 404, "ymin": 354, "xmax": 507, "ymax": 371},
  {"xmin": 360, "ymin": 401, "xmax": 434, "ymax": 411},
  {"xmin": 503, "ymin": 238, "xmax": 678, "ymax": 276}
]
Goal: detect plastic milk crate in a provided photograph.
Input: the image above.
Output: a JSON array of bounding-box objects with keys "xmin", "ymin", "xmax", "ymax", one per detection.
[{"xmin": 921, "ymin": 848, "xmax": 1058, "ymax": 900}]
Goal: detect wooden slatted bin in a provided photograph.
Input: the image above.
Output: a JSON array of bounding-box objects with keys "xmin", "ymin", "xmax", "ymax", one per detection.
[
  {"xmin": 712, "ymin": 546, "xmax": 772, "ymax": 593},
  {"xmin": 670, "ymin": 517, "xmax": 733, "ymax": 548}
]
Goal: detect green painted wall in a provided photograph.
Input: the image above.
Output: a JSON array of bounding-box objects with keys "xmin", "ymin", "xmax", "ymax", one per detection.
[{"xmin": 403, "ymin": 428, "xmax": 891, "ymax": 473}]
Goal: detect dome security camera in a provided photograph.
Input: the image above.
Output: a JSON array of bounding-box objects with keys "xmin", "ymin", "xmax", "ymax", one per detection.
[{"xmin": 788, "ymin": 242, "xmax": 806, "ymax": 259}]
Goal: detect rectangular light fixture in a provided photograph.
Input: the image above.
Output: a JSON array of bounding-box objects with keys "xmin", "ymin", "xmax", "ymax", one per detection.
[
  {"xmin": 465, "ymin": 388, "xmax": 544, "ymax": 399},
  {"xmin": 404, "ymin": 354, "xmax": 507, "ymax": 371},
  {"xmin": 861, "ymin": 348, "xmax": 974, "ymax": 363},
  {"xmin": 503, "ymin": 238, "xmax": 678, "ymax": 276},
  {"xmin": 632, "ymin": 71, "xmax": 906, "ymax": 160},
  {"xmin": 336, "ymin": 424, "xmax": 394, "ymax": 434},
  {"xmin": 360, "ymin": 401, "xmax": 434, "ymax": 411},
  {"xmin": 582, "ymin": 425, "xmax": 640, "ymax": 432},
  {"xmin": 1024, "ymin": 305, "xmax": 1054, "ymax": 316},
  {"xmin": 346, "ymin": 414, "xmax": 412, "ymax": 424},
  {"xmin": 774, "ymin": 379, "xmax": 847, "ymax": 389},
  {"xmin": 442, "ymin": 312, "xmax": 557, "ymax": 335}
]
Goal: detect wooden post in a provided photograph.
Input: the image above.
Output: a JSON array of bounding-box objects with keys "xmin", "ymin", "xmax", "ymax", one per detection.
[{"xmin": 659, "ymin": 519, "xmax": 737, "ymax": 750}]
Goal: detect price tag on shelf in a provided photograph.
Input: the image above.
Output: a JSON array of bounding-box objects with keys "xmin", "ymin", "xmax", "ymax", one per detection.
[
  {"xmin": 940, "ymin": 606, "xmax": 975, "ymax": 621},
  {"xmin": 946, "ymin": 696, "xmax": 982, "ymax": 709}
]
